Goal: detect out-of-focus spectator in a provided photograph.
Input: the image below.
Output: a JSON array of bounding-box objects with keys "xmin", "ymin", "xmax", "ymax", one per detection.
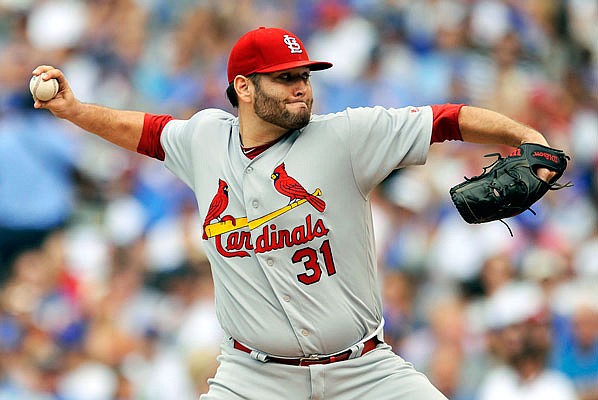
[
  {"xmin": 382, "ymin": 270, "xmax": 416, "ymax": 349},
  {"xmin": 121, "ymin": 326, "xmax": 196, "ymax": 400},
  {"xmin": 521, "ymin": 247, "xmax": 570, "ymax": 299},
  {"xmin": 427, "ymin": 343, "xmax": 473, "ymax": 400},
  {"xmin": 307, "ymin": 2, "xmax": 377, "ymax": 84},
  {"xmin": 0, "ymin": 110, "xmax": 79, "ymax": 282},
  {"xmin": 480, "ymin": 254, "xmax": 516, "ymax": 297},
  {"xmin": 478, "ymin": 282, "xmax": 579, "ymax": 400},
  {"xmin": 551, "ymin": 283, "xmax": 598, "ymax": 400}
]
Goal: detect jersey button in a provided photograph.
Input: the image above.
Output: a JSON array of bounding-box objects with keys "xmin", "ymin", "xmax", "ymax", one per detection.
[
  {"xmin": 301, "ymin": 329, "xmax": 310, "ymax": 337},
  {"xmin": 266, "ymin": 258, "xmax": 274, "ymax": 267},
  {"xmin": 252, "ymin": 200, "xmax": 259, "ymax": 208},
  {"xmin": 246, "ymin": 167, "xmax": 253, "ymax": 174},
  {"xmin": 283, "ymin": 295, "xmax": 290, "ymax": 302}
]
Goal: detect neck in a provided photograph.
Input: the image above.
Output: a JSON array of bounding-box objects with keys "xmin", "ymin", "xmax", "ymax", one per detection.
[{"xmin": 238, "ymin": 108, "xmax": 288, "ymax": 147}]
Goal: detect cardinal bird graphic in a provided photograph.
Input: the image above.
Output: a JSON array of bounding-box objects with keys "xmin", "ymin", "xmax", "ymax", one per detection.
[
  {"xmin": 271, "ymin": 163, "xmax": 326, "ymax": 212},
  {"xmin": 202, "ymin": 179, "xmax": 230, "ymax": 239}
]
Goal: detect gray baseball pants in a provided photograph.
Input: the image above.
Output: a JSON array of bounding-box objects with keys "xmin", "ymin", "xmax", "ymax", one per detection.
[{"xmin": 200, "ymin": 338, "xmax": 448, "ymax": 400}]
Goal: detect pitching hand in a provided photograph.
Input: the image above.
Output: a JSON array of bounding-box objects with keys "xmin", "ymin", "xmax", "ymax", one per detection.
[{"xmin": 31, "ymin": 65, "xmax": 79, "ymax": 120}]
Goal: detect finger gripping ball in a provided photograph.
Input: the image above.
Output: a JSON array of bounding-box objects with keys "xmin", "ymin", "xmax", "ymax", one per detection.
[{"xmin": 30, "ymin": 75, "xmax": 59, "ymax": 101}]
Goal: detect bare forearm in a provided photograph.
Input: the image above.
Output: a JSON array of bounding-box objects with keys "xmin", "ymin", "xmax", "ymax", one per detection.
[
  {"xmin": 67, "ymin": 102, "xmax": 144, "ymax": 152},
  {"xmin": 458, "ymin": 106, "xmax": 557, "ymax": 181},
  {"xmin": 458, "ymin": 106, "xmax": 549, "ymax": 147},
  {"xmin": 32, "ymin": 65, "xmax": 144, "ymax": 153}
]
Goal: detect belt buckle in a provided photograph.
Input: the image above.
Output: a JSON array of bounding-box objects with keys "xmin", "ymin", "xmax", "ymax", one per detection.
[{"xmin": 299, "ymin": 354, "xmax": 324, "ymax": 365}]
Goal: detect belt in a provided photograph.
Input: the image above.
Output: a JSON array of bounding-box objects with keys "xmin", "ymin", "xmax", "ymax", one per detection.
[{"xmin": 232, "ymin": 336, "xmax": 381, "ymax": 366}]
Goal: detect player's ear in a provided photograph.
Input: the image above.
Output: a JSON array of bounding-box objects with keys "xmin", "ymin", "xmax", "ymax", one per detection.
[{"xmin": 234, "ymin": 75, "xmax": 253, "ymax": 105}]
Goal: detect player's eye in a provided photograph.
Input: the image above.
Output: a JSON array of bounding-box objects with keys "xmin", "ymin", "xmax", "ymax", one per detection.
[{"xmin": 275, "ymin": 72, "xmax": 311, "ymax": 84}]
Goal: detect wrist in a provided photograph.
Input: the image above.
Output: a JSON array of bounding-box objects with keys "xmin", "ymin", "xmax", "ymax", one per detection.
[
  {"xmin": 519, "ymin": 131, "xmax": 549, "ymax": 147},
  {"xmin": 64, "ymin": 100, "xmax": 88, "ymax": 122}
]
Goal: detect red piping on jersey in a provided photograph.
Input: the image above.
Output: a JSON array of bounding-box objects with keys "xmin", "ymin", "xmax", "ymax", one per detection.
[
  {"xmin": 430, "ymin": 103, "xmax": 465, "ymax": 143},
  {"xmin": 137, "ymin": 113, "xmax": 174, "ymax": 161}
]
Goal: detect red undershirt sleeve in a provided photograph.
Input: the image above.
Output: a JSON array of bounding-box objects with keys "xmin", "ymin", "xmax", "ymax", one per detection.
[
  {"xmin": 136, "ymin": 113, "xmax": 174, "ymax": 161},
  {"xmin": 430, "ymin": 103, "xmax": 465, "ymax": 143}
]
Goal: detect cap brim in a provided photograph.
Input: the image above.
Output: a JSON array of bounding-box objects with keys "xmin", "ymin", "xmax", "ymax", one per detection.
[{"xmin": 255, "ymin": 60, "xmax": 333, "ymax": 74}]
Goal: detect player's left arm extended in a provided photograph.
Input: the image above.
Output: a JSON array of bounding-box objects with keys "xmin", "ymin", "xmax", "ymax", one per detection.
[{"xmin": 456, "ymin": 106, "xmax": 555, "ymax": 182}]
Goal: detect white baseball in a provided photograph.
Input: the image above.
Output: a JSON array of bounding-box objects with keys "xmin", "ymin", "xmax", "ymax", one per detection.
[{"xmin": 30, "ymin": 75, "xmax": 59, "ymax": 101}]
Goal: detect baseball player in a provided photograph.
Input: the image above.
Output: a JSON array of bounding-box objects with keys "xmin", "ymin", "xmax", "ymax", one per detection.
[{"xmin": 33, "ymin": 27, "xmax": 561, "ymax": 399}]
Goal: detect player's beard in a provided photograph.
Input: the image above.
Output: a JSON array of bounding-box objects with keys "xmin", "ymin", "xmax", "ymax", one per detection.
[{"xmin": 253, "ymin": 83, "xmax": 312, "ymax": 130}]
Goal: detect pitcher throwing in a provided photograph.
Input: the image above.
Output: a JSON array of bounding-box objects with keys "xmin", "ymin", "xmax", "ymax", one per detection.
[{"xmin": 32, "ymin": 26, "xmax": 567, "ymax": 399}]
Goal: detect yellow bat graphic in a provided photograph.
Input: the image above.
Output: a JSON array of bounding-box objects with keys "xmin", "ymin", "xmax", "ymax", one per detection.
[{"xmin": 204, "ymin": 188, "xmax": 322, "ymax": 238}]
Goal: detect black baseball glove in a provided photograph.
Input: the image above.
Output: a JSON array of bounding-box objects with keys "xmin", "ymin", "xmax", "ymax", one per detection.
[{"xmin": 449, "ymin": 143, "xmax": 571, "ymax": 232}]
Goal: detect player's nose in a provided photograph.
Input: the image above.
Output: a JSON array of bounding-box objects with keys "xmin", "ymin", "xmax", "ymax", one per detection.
[{"xmin": 292, "ymin": 80, "xmax": 309, "ymax": 97}]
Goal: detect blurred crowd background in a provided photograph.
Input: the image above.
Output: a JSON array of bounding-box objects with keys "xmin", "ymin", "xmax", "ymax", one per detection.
[{"xmin": 0, "ymin": 0, "xmax": 596, "ymax": 399}]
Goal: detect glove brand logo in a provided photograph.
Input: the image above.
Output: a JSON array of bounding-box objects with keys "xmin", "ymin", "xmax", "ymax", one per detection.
[
  {"xmin": 450, "ymin": 143, "xmax": 570, "ymax": 236},
  {"xmin": 283, "ymin": 35, "xmax": 303, "ymax": 54},
  {"xmin": 533, "ymin": 151, "xmax": 559, "ymax": 164}
]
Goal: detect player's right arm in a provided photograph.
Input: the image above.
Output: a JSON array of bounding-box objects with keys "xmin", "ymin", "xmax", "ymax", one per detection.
[{"xmin": 32, "ymin": 65, "xmax": 144, "ymax": 153}]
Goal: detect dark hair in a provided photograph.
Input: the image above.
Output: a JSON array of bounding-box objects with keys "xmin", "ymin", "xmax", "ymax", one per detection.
[
  {"xmin": 226, "ymin": 82, "xmax": 238, "ymax": 108},
  {"xmin": 225, "ymin": 74, "xmax": 260, "ymax": 108}
]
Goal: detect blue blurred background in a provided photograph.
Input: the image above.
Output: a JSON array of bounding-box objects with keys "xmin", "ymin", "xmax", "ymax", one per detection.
[{"xmin": 0, "ymin": 1, "xmax": 596, "ymax": 399}]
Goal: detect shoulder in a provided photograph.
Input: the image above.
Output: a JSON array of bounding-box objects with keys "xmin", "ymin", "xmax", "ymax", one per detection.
[
  {"xmin": 309, "ymin": 110, "xmax": 349, "ymax": 123},
  {"xmin": 310, "ymin": 106, "xmax": 432, "ymax": 136},
  {"xmin": 311, "ymin": 106, "xmax": 430, "ymax": 121},
  {"xmin": 310, "ymin": 107, "xmax": 383, "ymax": 121},
  {"xmin": 165, "ymin": 108, "xmax": 237, "ymax": 135},
  {"xmin": 307, "ymin": 107, "xmax": 381, "ymax": 127},
  {"xmin": 189, "ymin": 108, "xmax": 237, "ymax": 125}
]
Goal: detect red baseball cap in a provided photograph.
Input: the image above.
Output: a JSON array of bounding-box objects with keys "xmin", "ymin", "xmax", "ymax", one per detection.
[{"xmin": 227, "ymin": 27, "xmax": 333, "ymax": 84}]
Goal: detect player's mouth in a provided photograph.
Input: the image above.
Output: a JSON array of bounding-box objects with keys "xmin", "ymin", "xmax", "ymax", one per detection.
[{"xmin": 286, "ymin": 101, "xmax": 309, "ymax": 110}]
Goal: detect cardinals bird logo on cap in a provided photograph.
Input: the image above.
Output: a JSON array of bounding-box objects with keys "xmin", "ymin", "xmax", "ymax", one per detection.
[{"xmin": 283, "ymin": 35, "xmax": 303, "ymax": 54}]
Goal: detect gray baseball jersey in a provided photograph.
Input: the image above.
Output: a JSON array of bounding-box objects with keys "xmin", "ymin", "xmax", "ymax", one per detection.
[{"xmin": 158, "ymin": 105, "xmax": 432, "ymax": 357}]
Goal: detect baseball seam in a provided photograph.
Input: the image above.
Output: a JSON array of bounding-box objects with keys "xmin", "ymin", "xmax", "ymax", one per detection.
[{"xmin": 33, "ymin": 76, "xmax": 58, "ymax": 101}]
